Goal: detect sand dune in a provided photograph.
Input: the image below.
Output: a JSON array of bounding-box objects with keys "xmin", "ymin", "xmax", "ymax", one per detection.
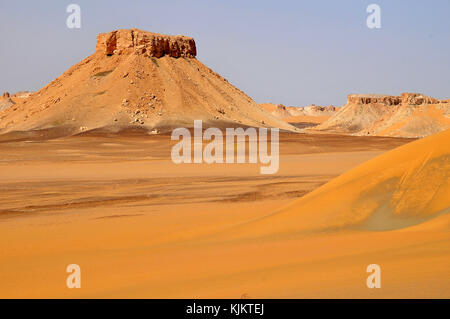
[{"xmin": 234, "ymin": 129, "xmax": 450, "ymax": 238}]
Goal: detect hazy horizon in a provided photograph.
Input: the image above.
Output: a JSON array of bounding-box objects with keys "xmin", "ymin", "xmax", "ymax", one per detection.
[{"xmin": 1, "ymin": 0, "xmax": 449, "ymax": 106}]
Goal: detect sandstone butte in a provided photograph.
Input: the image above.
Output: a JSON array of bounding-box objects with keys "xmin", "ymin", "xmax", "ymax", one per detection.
[
  {"xmin": 0, "ymin": 29, "xmax": 295, "ymax": 137},
  {"xmin": 96, "ymin": 29, "xmax": 197, "ymax": 58},
  {"xmin": 314, "ymin": 92, "xmax": 450, "ymax": 138}
]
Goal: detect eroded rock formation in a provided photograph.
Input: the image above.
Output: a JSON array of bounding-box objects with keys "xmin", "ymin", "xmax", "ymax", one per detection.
[
  {"xmin": 96, "ymin": 29, "xmax": 197, "ymax": 58},
  {"xmin": 347, "ymin": 94, "xmax": 402, "ymax": 106},
  {"xmin": 401, "ymin": 93, "xmax": 440, "ymax": 105},
  {"xmin": 347, "ymin": 93, "xmax": 445, "ymax": 106}
]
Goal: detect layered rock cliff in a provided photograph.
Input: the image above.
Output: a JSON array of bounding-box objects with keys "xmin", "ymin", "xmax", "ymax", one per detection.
[
  {"xmin": 347, "ymin": 93, "xmax": 444, "ymax": 106},
  {"xmin": 347, "ymin": 94, "xmax": 402, "ymax": 106},
  {"xmin": 96, "ymin": 29, "xmax": 197, "ymax": 58}
]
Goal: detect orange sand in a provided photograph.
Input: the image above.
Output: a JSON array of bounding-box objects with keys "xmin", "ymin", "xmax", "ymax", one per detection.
[{"xmin": 0, "ymin": 132, "xmax": 448, "ymax": 298}]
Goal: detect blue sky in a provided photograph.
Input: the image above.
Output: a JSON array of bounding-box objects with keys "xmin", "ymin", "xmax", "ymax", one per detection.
[{"xmin": 1, "ymin": 0, "xmax": 449, "ymax": 106}]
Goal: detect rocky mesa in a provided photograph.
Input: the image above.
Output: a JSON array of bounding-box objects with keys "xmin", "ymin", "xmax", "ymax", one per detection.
[{"xmin": 0, "ymin": 29, "xmax": 295, "ymax": 137}]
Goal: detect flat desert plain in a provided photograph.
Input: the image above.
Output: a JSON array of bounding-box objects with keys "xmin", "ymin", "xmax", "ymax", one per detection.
[{"xmin": 0, "ymin": 132, "xmax": 448, "ymax": 298}]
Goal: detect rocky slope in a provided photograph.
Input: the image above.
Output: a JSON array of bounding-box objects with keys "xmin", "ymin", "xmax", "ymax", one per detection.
[{"xmin": 0, "ymin": 29, "xmax": 295, "ymax": 137}]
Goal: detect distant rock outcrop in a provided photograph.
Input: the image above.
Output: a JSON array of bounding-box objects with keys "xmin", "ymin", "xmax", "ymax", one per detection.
[
  {"xmin": 12, "ymin": 91, "xmax": 33, "ymax": 98},
  {"xmin": 305, "ymin": 105, "xmax": 338, "ymax": 114},
  {"xmin": 314, "ymin": 93, "xmax": 450, "ymax": 138},
  {"xmin": 260, "ymin": 103, "xmax": 338, "ymax": 118},
  {"xmin": 347, "ymin": 93, "xmax": 442, "ymax": 106},
  {"xmin": 347, "ymin": 94, "xmax": 402, "ymax": 106},
  {"xmin": 260, "ymin": 103, "xmax": 339, "ymax": 128}
]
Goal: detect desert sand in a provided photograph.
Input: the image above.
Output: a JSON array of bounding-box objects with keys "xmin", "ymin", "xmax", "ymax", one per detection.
[
  {"xmin": 3, "ymin": 131, "xmax": 447, "ymax": 298},
  {"xmin": 1, "ymin": 28, "xmax": 448, "ymax": 299}
]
